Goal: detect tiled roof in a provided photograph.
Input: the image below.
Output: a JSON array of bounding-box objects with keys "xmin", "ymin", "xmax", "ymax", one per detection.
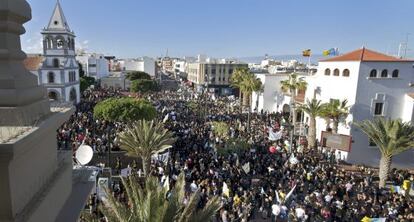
[
  {"xmin": 23, "ymin": 55, "xmax": 43, "ymax": 71},
  {"xmin": 321, "ymin": 48, "xmax": 414, "ymax": 62}
]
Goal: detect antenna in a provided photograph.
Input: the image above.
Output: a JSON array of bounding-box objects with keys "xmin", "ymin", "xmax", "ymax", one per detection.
[
  {"xmin": 75, "ymin": 144, "xmax": 94, "ymax": 165},
  {"xmin": 404, "ymin": 33, "xmax": 410, "ymax": 58},
  {"xmin": 398, "ymin": 33, "xmax": 410, "ymax": 58}
]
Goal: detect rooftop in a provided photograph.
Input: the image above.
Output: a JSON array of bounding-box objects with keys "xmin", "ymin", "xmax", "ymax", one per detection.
[
  {"xmin": 321, "ymin": 48, "xmax": 414, "ymax": 62},
  {"xmin": 23, "ymin": 54, "xmax": 43, "ymax": 71}
]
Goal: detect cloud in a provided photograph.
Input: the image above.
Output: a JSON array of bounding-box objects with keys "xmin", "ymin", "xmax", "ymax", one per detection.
[
  {"xmin": 76, "ymin": 39, "xmax": 90, "ymax": 53},
  {"xmin": 22, "ymin": 33, "xmax": 43, "ymax": 54}
]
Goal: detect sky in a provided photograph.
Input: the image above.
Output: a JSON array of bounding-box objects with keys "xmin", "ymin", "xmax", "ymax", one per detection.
[{"xmin": 22, "ymin": 0, "xmax": 414, "ymax": 59}]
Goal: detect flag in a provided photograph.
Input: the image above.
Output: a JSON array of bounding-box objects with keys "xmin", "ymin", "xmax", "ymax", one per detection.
[
  {"xmin": 163, "ymin": 113, "xmax": 169, "ymax": 123},
  {"xmin": 323, "ymin": 48, "xmax": 339, "ymax": 56},
  {"xmin": 361, "ymin": 216, "xmax": 386, "ymax": 222},
  {"xmin": 275, "ymin": 190, "xmax": 281, "ymax": 204},
  {"xmin": 242, "ymin": 162, "xmax": 250, "ymax": 174},
  {"xmin": 302, "ymin": 49, "xmax": 311, "ymax": 57},
  {"xmin": 163, "ymin": 176, "xmax": 170, "ymax": 190},
  {"xmin": 284, "ymin": 184, "xmax": 297, "ymax": 202},
  {"xmin": 268, "ymin": 127, "xmax": 282, "ymax": 141},
  {"xmin": 222, "ymin": 182, "xmax": 230, "ymax": 197}
]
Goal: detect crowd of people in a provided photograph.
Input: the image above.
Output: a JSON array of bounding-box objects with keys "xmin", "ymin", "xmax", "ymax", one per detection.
[{"xmin": 68, "ymin": 87, "xmax": 413, "ymax": 222}]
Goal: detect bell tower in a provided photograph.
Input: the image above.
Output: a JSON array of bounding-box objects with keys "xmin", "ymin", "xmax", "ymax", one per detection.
[{"xmin": 39, "ymin": 0, "xmax": 80, "ymax": 104}]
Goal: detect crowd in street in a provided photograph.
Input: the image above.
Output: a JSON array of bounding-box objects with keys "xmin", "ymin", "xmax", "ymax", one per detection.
[
  {"xmin": 57, "ymin": 88, "xmax": 123, "ymax": 156},
  {"xmin": 68, "ymin": 88, "xmax": 414, "ymax": 222}
]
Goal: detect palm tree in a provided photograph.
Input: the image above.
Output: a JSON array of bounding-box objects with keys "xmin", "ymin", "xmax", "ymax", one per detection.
[
  {"xmin": 118, "ymin": 120, "xmax": 176, "ymax": 176},
  {"xmin": 280, "ymin": 73, "xmax": 307, "ymax": 126},
  {"xmin": 355, "ymin": 118, "xmax": 414, "ymax": 188},
  {"xmin": 321, "ymin": 99, "xmax": 349, "ymax": 134},
  {"xmin": 101, "ymin": 174, "xmax": 221, "ymax": 221},
  {"xmin": 239, "ymin": 72, "xmax": 262, "ymax": 130},
  {"xmin": 239, "ymin": 72, "xmax": 262, "ymax": 110},
  {"xmin": 298, "ymin": 99, "xmax": 323, "ymax": 149},
  {"xmin": 230, "ymin": 67, "xmax": 249, "ymax": 103}
]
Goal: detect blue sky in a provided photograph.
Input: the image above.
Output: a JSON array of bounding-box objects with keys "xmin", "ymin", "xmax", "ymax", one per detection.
[{"xmin": 23, "ymin": 0, "xmax": 414, "ymax": 59}]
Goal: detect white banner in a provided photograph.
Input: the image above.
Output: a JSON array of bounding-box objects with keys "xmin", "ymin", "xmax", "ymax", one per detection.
[
  {"xmin": 97, "ymin": 177, "xmax": 109, "ymax": 201},
  {"xmin": 268, "ymin": 127, "xmax": 282, "ymax": 141}
]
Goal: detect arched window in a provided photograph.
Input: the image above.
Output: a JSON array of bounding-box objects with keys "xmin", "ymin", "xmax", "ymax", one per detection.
[
  {"xmin": 392, "ymin": 69, "xmax": 399, "ymax": 78},
  {"xmin": 342, "ymin": 69, "xmax": 350, "ymax": 77},
  {"xmin": 48, "ymin": 91, "xmax": 58, "ymax": 101},
  {"xmin": 333, "ymin": 69, "xmax": 340, "ymax": 76},
  {"xmin": 381, "ymin": 69, "xmax": 388, "ymax": 78},
  {"xmin": 324, "ymin": 68, "xmax": 331, "ymax": 76},
  {"xmin": 370, "ymin": 69, "xmax": 377, "ymax": 78},
  {"xmin": 53, "ymin": 58, "xmax": 59, "ymax": 68},
  {"xmin": 48, "ymin": 72, "xmax": 55, "ymax": 83}
]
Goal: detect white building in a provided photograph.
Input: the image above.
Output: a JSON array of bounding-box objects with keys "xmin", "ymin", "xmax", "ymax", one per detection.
[
  {"xmin": 38, "ymin": 1, "xmax": 80, "ymax": 103},
  {"xmin": 122, "ymin": 57, "xmax": 156, "ymax": 77},
  {"xmin": 305, "ymin": 48, "xmax": 414, "ymax": 168},
  {"xmin": 76, "ymin": 53, "xmax": 109, "ymax": 79},
  {"xmin": 173, "ymin": 59, "xmax": 186, "ymax": 73},
  {"xmin": 251, "ymin": 72, "xmax": 306, "ymax": 114}
]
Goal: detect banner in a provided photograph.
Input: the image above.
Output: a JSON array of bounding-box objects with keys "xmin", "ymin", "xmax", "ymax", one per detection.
[
  {"xmin": 268, "ymin": 127, "xmax": 282, "ymax": 141},
  {"xmin": 222, "ymin": 182, "xmax": 230, "ymax": 197},
  {"xmin": 242, "ymin": 162, "xmax": 250, "ymax": 174},
  {"xmin": 97, "ymin": 177, "xmax": 109, "ymax": 201},
  {"xmin": 361, "ymin": 216, "xmax": 386, "ymax": 222}
]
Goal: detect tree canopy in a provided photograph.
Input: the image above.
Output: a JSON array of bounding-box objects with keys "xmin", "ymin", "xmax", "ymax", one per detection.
[
  {"xmin": 94, "ymin": 98, "xmax": 156, "ymax": 122},
  {"xmin": 131, "ymin": 79, "xmax": 159, "ymax": 93},
  {"xmin": 118, "ymin": 120, "xmax": 176, "ymax": 176},
  {"xmin": 80, "ymin": 76, "xmax": 95, "ymax": 92},
  {"xmin": 126, "ymin": 71, "xmax": 151, "ymax": 81},
  {"xmin": 355, "ymin": 118, "xmax": 414, "ymax": 188},
  {"xmin": 101, "ymin": 174, "xmax": 220, "ymax": 222}
]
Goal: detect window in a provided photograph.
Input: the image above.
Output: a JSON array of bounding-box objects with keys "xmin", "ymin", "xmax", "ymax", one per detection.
[
  {"xmin": 374, "ymin": 102, "xmax": 384, "ymax": 116},
  {"xmin": 69, "ymin": 71, "xmax": 76, "ymax": 82},
  {"xmin": 54, "ymin": 21, "xmax": 59, "ymax": 25},
  {"xmin": 342, "ymin": 69, "xmax": 350, "ymax": 77},
  {"xmin": 324, "ymin": 68, "xmax": 331, "ymax": 76},
  {"xmin": 229, "ymin": 69, "xmax": 233, "ymax": 74},
  {"xmin": 392, "ymin": 69, "xmax": 399, "ymax": 78},
  {"xmin": 342, "ymin": 69, "xmax": 349, "ymax": 77},
  {"xmin": 48, "ymin": 72, "xmax": 55, "ymax": 83},
  {"xmin": 333, "ymin": 69, "xmax": 340, "ymax": 76},
  {"xmin": 211, "ymin": 69, "xmax": 216, "ymax": 74},
  {"xmin": 53, "ymin": 58, "xmax": 59, "ymax": 68},
  {"xmin": 381, "ymin": 69, "xmax": 388, "ymax": 78},
  {"xmin": 369, "ymin": 69, "xmax": 377, "ymax": 78}
]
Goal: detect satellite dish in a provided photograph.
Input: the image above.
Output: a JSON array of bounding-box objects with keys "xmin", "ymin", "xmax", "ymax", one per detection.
[{"xmin": 75, "ymin": 145, "xmax": 94, "ymax": 165}]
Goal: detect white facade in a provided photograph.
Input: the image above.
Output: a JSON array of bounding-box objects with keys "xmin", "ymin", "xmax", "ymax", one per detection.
[
  {"xmin": 77, "ymin": 53, "xmax": 109, "ymax": 79},
  {"xmin": 122, "ymin": 57, "xmax": 156, "ymax": 77},
  {"xmin": 304, "ymin": 48, "xmax": 414, "ymax": 168},
  {"xmin": 173, "ymin": 59, "xmax": 186, "ymax": 73},
  {"xmin": 38, "ymin": 1, "xmax": 80, "ymax": 103},
  {"xmin": 251, "ymin": 73, "xmax": 292, "ymax": 113}
]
